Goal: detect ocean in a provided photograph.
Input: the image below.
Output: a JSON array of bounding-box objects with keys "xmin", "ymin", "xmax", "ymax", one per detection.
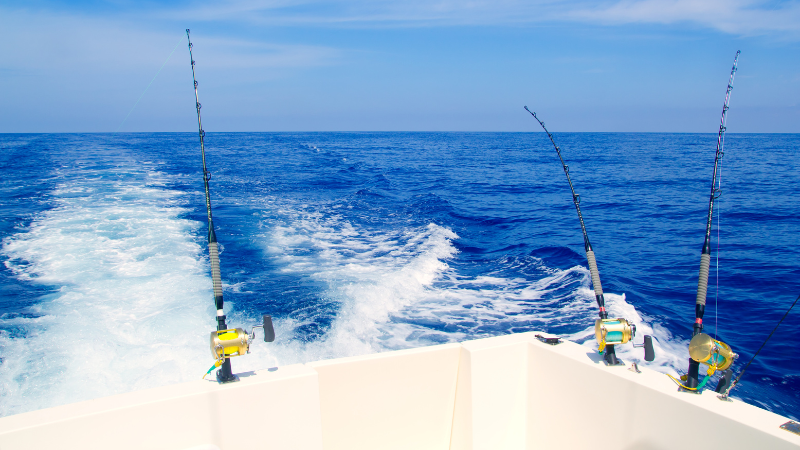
[{"xmin": 0, "ymin": 132, "xmax": 798, "ymax": 420}]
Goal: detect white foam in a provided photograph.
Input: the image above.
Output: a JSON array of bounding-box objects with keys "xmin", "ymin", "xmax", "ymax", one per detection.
[
  {"xmin": 237, "ymin": 201, "xmax": 689, "ymax": 381},
  {"xmin": 0, "ymin": 169, "xmax": 214, "ymax": 416},
  {"xmin": 1, "ymin": 178, "xmax": 692, "ymax": 416},
  {"xmin": 565, "ymin": 290, "xmax": 689, "ymax": 375},
  {"xmin": 233, "ymin": 206, "xmax": 461, "ymax": 369}
]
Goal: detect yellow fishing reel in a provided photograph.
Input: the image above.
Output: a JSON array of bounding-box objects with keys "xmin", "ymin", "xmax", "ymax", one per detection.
[
  {"xmin": 204, "ymin": 315, "xmax": 275, "ymax": 379},
  {"xmin": 689, "ymin": 333, "xmax": 737, "ymax": 376},
  {"xmin": 210, "ymin": 328, "xmax": 251, "ymax": 361},
  {"xmin": 595, "ymin": 318, "xmax": 655, "ymax": 363},
  {"xmin": 595, "ymin": 318, "xmax": 633, "ymax": 351}
]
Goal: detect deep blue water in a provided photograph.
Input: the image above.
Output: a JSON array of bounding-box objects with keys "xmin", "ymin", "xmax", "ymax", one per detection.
[{"xmin": 0, "ymin": 132, "xmax": 798, "ymax": 419}]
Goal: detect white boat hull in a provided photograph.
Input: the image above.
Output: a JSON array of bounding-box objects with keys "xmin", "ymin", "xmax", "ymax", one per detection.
[{"xmin": 1, "ymin": 331, "xmax": 797, "ymax": 449}]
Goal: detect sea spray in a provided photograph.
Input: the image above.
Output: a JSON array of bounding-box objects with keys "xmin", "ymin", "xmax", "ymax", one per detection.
[{"xmin": 0, "ymin": 169, "xmax": 212, "ymax": 416}]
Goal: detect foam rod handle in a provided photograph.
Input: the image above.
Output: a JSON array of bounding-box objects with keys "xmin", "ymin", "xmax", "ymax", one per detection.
[
  {"xmin": 209, "ymin": 241, "xmax": 224, "ymax": 301},
  {"xmin": 585, "ymin": 250, "xmax": 604, "ymax": 297},
  {"xmin": 262, "ymin": 315, "xmax": 275, "ymax": 342},
  {"xmin": 644, "ymin": 335, "xmax": 655, "ymax": 362},
  {"xmin": 696, "ymin": 253, "xmax": 711, "ymax": 306}
]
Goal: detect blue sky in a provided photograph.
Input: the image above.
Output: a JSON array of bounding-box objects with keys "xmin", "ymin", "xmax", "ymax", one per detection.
[{"xmin": 1, "ymin": 0, "xmax": 798, "ymax": 132}]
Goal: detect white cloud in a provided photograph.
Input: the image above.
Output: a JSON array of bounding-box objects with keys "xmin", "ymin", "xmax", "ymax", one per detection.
[
  {"xmin": 0, "ymin": 6, "xmax": 343, "ymax": 132},
  {"xmin": 0, "ymin": 7, "xmax": 341, "ymax": 74},
  {"xmin": 162, "ymin": 0, "xmax": 564, "ymax": 26},
  {"xmin": 568, "ymin": 0, "xmax": 800, "ymax": 36},
  {"xmin": 195, "ymin": 37, "xmax": 341, "ymax": 70},
  {"xmin": 162, "ymin": 0, "xmax": 800, "ymax": 37},
  {"xmin": 5, "ymin": 1, "xmax": 799, "ymax": 37}
]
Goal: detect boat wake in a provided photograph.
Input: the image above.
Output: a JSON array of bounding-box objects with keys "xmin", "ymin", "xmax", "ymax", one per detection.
[
  {"xmin": 233, "ymin": 199, "xmax": 688, "ymax": 378},
  {"xmin": 0, "ymin": 168, "xmax": 213, "ymax": 416},
  {"xmin": 1, "ymin": 168, "xmax": 686, "ymax": 417}
]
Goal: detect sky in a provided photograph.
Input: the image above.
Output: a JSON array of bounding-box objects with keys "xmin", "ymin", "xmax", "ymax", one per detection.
[{"xmin": 0, "ymin": 0, "xmax": 798, "ymax": 132}]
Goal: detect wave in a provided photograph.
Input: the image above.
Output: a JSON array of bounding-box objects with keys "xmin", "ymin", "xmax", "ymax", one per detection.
[
  {"xmin": 231, "ymin": 204, "xmax": 460, "ymax": 369},
  {"xmin": 0, "ymin": 168, "xmax": 213, "ymax": 416},
  {"xmin": 234, "ymin": 200, "xmax": 689, "ymax": 381},
  {"xmin": 0, "ymin": 170, "xmax": 689, "ymax": 416}
]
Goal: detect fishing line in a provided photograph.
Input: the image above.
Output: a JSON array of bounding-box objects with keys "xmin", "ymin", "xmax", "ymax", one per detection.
[
  {"xmin": 720, "ymin": 292, "xmax": 800, "ymax": 399},
  {"xmin": 715, "ymin": 151, "xmax": 721, "ymax": 341},
  {"xmin": 715, "ymin": 64, "xmax": 734, "ymax": 343},
  {"xmin": 115, "ymin": 34, "xmax": 184, "ymax": 133},
  {"xmin": 523, "ymin": 106, "xmax": 655, "ymax": 366},
  {"xmin": 685, "ymin": 50, "xmax": 739, "ymax": 390}
]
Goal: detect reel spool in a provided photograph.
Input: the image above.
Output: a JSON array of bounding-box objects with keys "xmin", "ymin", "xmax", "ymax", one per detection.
[
  {"xmin": 595, "ymin": 318, "xmax": 655, "ymax": 362},
  {"xmin": 210, "ymin": 328, "xmax": 251, "ymax": 361},
  {"xmin": 595, "ymin": 318, "xmax": 633, "ymax": 351},
  {"xmin": 207, "ymin": 315, "xmax": 275, "ymax": 370},
  {"xmin": 689, "ymin": 333, "xmax": 737, "ymax": 375}
]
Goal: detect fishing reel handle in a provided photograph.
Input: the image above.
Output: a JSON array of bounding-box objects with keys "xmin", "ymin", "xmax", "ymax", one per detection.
[
  {"xmin": 632, "ymin": 334, "xmax": 655, "ymax": 362},
  {"xmin": 249, "ymin": 314, "xmax": 276, "ymax": 342},
  {"xmin": 628, "ymin": 324, "xmax": 655, "ymax": 361}
]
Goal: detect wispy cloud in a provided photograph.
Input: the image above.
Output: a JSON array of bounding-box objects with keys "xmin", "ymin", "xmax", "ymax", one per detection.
[
  {"xmin": 0, "ymin": 7, "xmax": 341, "ymax": 73},
  {"xmin": 568, "ymin": 0, "xmax": 800, "ymax": 36},
  {"xmin": 163, "ymin": 0, "xmax": 565, "ymax": 26},
  {"xmin": 163, "ymin": 0, "xmax": 800, "ymax": 37},
  {"xmin": 193, "ymin": 36, "xmax": 342, "ymax": 70},
  {"xmin": 1, "ymin": 0, "xmax": 797, "ymax": 132},
  {"xmin": 6, "ymin": 1, "xmax": 799, "ymax": 37}
]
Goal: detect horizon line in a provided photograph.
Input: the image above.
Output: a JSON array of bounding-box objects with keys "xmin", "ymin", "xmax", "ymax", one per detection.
[{"xmin": 2, "ymin": 131, "xmax": 798, "ymax": 135}]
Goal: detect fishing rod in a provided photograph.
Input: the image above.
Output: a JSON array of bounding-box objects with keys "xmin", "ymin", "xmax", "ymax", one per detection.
[
  {"xmin": 187, "ymin": 29, "xmax": 275, "ymax": 383},
  {"xmin": 524, "ymin": 107, "xmax": 654, "ymax": 366},
  {"xmin": 718, "ymin": 292, "xmax": 799, "ymax": 400},
  {"xmin": 683, "ymin": 51, "xmax": 741, "ymax": 392}
]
